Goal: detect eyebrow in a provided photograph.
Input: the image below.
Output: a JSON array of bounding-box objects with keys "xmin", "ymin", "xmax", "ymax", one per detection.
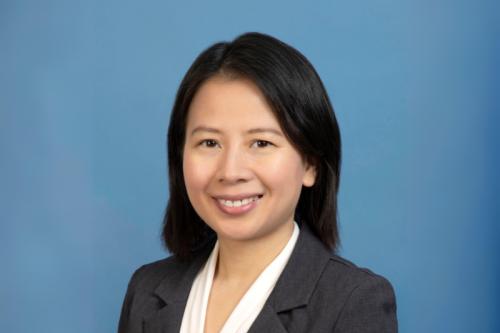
[{"xmin": 190, "ymin": 126, "xmax": 283, "ymax": 137}]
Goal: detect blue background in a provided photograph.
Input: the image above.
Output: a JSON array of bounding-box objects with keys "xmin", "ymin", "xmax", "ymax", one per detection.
[{"xmin": 1, "ymin": 0, "xmax": 499, "ymax": 332}]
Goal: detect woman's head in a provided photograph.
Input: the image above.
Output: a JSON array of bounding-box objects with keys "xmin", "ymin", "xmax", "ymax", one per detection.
[
  {"xmin": 163, "ymin": 32, "xmax": 342, "ymax": 260},
  {"xmin": 182, "ymin": 76, "xmax": 317, "ymax": 251}
]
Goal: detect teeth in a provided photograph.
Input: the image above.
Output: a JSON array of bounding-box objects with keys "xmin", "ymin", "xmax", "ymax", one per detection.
[{"xmin": 218, "ymin": 195, "xmax": 260, "ymax": 207}]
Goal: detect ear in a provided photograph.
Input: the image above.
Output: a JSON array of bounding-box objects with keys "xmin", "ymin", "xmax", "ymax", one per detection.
[{"xmin": 302, "ymin": 162, "xmax": 317, "ymax": 187}]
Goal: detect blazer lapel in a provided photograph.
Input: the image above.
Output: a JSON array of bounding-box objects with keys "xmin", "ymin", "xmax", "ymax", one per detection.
[
  {"xmin": 144, "ymin": 222, "xmax": 332, "ymax": 332},
  {"xmin": 144, "ymin": 237, "xmax": 216, "ymax": 333},
  {"xmin": 248, "ymin": 222, "xmax": 332, "ymax": 332}
]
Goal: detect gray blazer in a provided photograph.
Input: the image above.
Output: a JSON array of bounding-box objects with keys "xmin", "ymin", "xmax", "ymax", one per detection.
[{"xmin": 118, "ymin": 222, "xmax": 398, "ymax": 332}]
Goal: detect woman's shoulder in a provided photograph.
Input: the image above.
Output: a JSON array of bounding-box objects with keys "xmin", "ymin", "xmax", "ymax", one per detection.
[
  {"xmin": 326, "ymin": 253, "xmax": 394, "ymax": 285},
  {"xmin": 118, "ymin": 253, "xmax": 209, "ymax": 333},
  {"xmin": 314, "ymin": 252, "xmax": 397, "ymax": 320},
  {"xmin": 125, "ymin": 237, "xmax": 215, "ymax": 295},
  {"xmin": 300, "ymin": 253, "xmax": 398, "ymax": 331},
  {"xmin": 320, "ymin": 253, "xmax": 396, "ymax": 296},
  {"xmin": 125, "ymin": 254, "xmax": 192, "ymax": 293}
]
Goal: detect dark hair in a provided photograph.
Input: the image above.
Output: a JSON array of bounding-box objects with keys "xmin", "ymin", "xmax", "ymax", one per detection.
[{"xmin": 162, "ymin": 32, "xmax": 341, "ymax": 261}]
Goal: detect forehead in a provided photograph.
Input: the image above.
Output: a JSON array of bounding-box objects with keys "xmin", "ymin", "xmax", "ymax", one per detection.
[{"xmin": 186, "ymin": 77, "xmax": 281, "ymax": 131}]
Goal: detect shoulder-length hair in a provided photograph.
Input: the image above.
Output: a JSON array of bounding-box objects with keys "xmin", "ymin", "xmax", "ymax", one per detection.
[{"xmin": 162, "ymin": 32, "xmax": 342, "ymax": 261}]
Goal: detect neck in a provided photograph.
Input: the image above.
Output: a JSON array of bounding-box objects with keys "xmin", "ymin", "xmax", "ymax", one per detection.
[{"xmin": 214, "ymin": 220, "xmax": 295, "ymax": 285}]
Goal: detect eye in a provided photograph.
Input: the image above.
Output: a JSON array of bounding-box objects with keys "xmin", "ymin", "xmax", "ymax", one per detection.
[
  {"xmin": 197, "ymin": 139, "xmax": 274, "ymax": 149},
  {"xmin": 252, "ymin": 140, "xmax": 274, "ymax": 148},
  {"xmin": 198, "ymin": 139, "xmax": 219, "ymax": 148}
]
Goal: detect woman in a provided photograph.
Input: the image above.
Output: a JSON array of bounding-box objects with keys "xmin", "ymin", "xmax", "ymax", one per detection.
[{"xmin": 118, "ymin": 32, "xmax": 398, "ymax": 333}]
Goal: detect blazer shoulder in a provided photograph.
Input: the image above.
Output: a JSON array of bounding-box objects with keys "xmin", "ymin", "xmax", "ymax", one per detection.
[
  {"xmin": 326, "ymin": 253, "xmax": 394, "ymax": 285},
  {"xmin": 317, "ymin": 254, "xmax": 398, "ymax": 332},
  {"xmin": 323, "ymin": 255, "xmax": 398, "ymax": 332},
  {"xmin": 127, "ymin": 255, "xmax": 187, "ymax": 293},
  {"xmin": 317, "ymin": 253, "xmax": 397, "ymax": 311}
]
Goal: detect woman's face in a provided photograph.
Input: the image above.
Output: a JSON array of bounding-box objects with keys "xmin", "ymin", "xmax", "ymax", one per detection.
[{"xmin": 183, "ymin": 76, "xmax": 316, "ymax": 243}]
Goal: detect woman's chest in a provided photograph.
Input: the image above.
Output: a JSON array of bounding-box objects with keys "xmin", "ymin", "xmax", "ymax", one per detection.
[{"xmin": 203, "ymin": 280, "xmax": 252, "ymax": 333}]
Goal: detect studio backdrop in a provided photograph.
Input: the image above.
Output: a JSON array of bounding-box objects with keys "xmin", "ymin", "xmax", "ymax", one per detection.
[{"xmin": 1, "ymin": 0, "xmax": 498, "ymax": 332}]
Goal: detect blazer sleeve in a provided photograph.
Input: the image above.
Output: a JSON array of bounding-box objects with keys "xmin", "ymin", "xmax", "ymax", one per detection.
[
  {"xmin": 117, "ymin": 265, "xmax": 147, "ymax": 333},
  {"xmin": 334, "ymin": 275, "xmax": 398, "ymax": 333}
]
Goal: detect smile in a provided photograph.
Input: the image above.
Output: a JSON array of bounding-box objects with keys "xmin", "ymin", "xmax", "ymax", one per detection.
[
  {"xmin": 213, "ymin": 194, "xmax": 263, "ymax": 216},
  {"xmin": 218, "ymin": 195, "xmax": 261, "ymax": 207}
]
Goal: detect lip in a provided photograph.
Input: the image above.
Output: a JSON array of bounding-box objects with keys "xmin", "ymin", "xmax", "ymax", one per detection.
[
  {"xmin": 212, "ymin": 193, "xmax": 264, "ymax": 201},
  {"xmin": 212, "ymin": 194, "xmax": 263, "ymax": 216}
]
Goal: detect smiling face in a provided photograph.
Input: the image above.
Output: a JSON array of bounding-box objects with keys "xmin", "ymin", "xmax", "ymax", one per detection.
[{"xmin": 183, "ymin": 75, "xmax": 316, "ymax": 244}]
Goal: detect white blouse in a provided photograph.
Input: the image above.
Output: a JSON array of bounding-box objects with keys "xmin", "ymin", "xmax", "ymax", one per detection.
[{"xmin": 180, "ymin": 221, "xmax": 300, "ymax": 333}]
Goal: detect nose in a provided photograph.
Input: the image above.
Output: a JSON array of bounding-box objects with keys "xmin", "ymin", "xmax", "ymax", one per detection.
[{"xmin": 217, "ymin": 145, "xmax": 251, "ymax": 184}]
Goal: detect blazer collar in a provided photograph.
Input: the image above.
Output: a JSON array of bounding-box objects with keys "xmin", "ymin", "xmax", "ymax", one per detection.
[{"xmin": 145, "ymin": 222, "xmax": 332, "ymax": 332}]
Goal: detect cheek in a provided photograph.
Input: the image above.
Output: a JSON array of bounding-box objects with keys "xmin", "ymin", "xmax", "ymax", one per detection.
[
  {"xmin": 183, "ymin": 154, "xmax": 203, "ymax": 193},
  {"xmin": 261, "ymin": 152, "xmax": 305, "ymax": 191}
]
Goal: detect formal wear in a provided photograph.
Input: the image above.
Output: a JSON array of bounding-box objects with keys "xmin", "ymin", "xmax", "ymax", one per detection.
[
  {"xmin": 118, "ymin": 221, "xmax": 398, "ymax": 332},
  {"xmin": 180, "ymin": 221, "xmax": 300, "ymax": 333}
]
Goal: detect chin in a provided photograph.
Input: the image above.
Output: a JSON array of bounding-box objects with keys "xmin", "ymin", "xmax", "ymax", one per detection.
[{"xmin": 211, "ymin": 220, "xmax": 263, "ymax": 242}]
